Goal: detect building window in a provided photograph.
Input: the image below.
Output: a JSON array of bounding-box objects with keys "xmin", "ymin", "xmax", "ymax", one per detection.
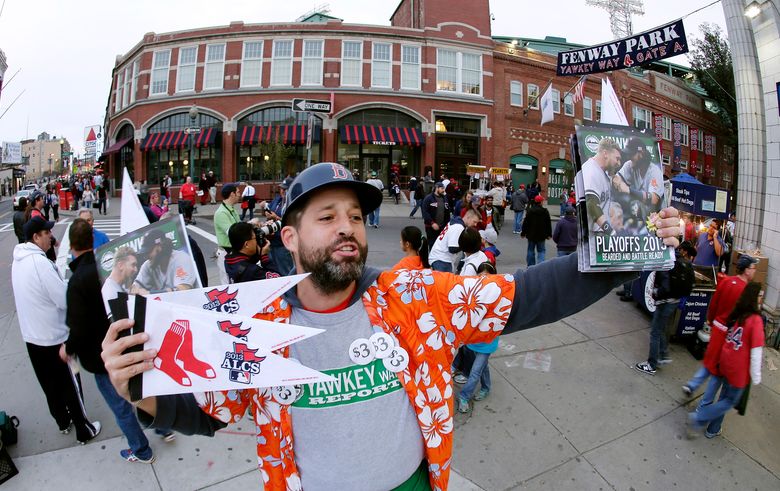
[
  {"xmin": 551, "ymin": 88, "xmax": 561, "ymax": 113},
  {"xmin": 401, "ymin": 45, "xmax": 420, "ymax": 90},
  {"xmin": 123, "ymin": 66, "xmax": 131, "ymax": 108},
  {"xmin": 632, "ymin": 106, "xmax": 652, "ymax": 130},
  {"xmin": 583, "ymin": 97, "xmax": 593, "ymax": 120},
  {"xmin": 176, "ymin": 46, "xmax": 198, "ymax": 92},
  {"xmin": 510, "ymin": 81, "xmax": 522, "ymax": 106},
  {"xmin": 371, "ymin": 42, "xmax": 392, "ymax": 88},
  {"xmin": 595, "ymin": 100, "xmax": 602, "ymax": 121},
  {"xmin": 130, "ymin": 60, "xmax": 139, "ymax": 104},
  {"xmin": 697, "ymin": 129, "xmax": 704, "ymax": 151},
  {"xmin": 679, "ymin": 160, "xmax": 688, "ymax": 170},
  {"xmin": 436, "ymin": 49, "xmax": 482, "ymax": 96},
  {"xmin": 150, "ymin": 50, "xmax": 171, "ymax": 96},
  {"xmin": 527, "ymin": 84, "xmax": 539, "ymax": 110},
  {"xmin": 271, "ymin": 40, "xmax": 293, "ymax": 86},
  {"xmin": 115, "ymin": 72, "xmax": 123, "ymax": 113},
  {"xmin": 302, "ymin": 39, "xmax": 324, "ymax": 86},
  {"xmin": 341, "ymin": 40, "xmax": 362, "ymax": 87},
  {"xmin": 240, "ymin": 41, "xmax": 263, "ymax": 88},
  {"xmin": 203, "ymin": 44, "xmax": 225, "ymax": 90},
  {"xmin": 662, "ymin": 116, "xmax": 672, "ymax": 141},
  {"xmin": 680, "ymin": 122, "xmax": 690, "ymax": 146},
  {"xmin": 564, "ymin": 93, "xmax": 574, "ymax": 116}
]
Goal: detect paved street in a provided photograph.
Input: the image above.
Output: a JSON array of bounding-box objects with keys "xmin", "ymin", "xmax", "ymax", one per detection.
[{"xmin": 0, "ymin": 197, "xmax": 778, "ymax": 490}]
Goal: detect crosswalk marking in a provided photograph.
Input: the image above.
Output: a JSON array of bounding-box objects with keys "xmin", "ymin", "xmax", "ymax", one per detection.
[{"xmin": 0, "ymin": 223, "xmax": 13, "ymax": 232}]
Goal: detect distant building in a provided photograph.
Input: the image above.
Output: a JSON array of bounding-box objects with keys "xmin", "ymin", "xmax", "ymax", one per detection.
[
  {"xmin": 21, "ymin": 132, "xmax": 72, "ymax": 180},
  {"xmin": 102, "ymin": 0, "xmax": 732, "ymax": 202}
]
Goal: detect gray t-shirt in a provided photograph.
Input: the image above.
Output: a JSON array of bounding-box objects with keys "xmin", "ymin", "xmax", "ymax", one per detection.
[
  {"xmin": 288, "ymin": 300, "xmax": 424, "ymax": 491},
  {"xmin": 134, "ymin": 250, "xmax": 197, "ymax": 293}
]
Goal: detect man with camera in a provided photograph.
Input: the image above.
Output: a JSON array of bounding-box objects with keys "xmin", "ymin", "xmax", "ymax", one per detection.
[
  {"xmin": 224, "ymin": 221, "xmax": 280, "ymax": 283},
  {"xmin": 214, "ymin": 183, "xmax": 241, "ymax": 285}
]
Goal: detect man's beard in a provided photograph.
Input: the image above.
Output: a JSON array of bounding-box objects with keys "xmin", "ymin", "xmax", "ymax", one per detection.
[{"xmin": 298, "ymin": 237, "xmax": 367, "ymax": 294}]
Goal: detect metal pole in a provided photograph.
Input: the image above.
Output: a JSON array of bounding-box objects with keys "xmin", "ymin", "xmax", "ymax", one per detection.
[
  {"xmin": 189, "ymin": 132, "xmax": 195, "ymax": 180},
  {"xmin": 306, "ymin": 112, "xmax": 313, "ymax": 167}
]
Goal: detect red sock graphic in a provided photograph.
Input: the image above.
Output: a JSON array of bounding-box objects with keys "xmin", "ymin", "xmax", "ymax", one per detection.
[
  {"xmin": 155, "ymin": 321, "xmax": 191, "ymax": 386},
  {"xmin": 176, "ymin": 320, "xmax": 216, "ymax": 379}
]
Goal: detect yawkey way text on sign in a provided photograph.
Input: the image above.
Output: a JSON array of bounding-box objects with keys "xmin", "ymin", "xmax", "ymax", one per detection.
[{"xmin": 557, "ymin": 19, "xmax": 688, "ymax": 76}]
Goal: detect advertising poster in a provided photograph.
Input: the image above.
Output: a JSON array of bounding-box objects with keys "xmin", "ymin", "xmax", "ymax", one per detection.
[
  {"xmin": 573, "ymin": 123, "xmax": 674, "ymax": 271},
  {"xmin": 1, "ymin": 141, "xmax": 21, "ymax": 163}
]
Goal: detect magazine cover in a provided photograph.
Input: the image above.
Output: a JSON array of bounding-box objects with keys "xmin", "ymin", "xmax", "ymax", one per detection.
[
  {"xmin": 573, "ymin": 124, "xmax": 675, "ymax": 271},
  {"xmin": 95, "ymin": 215, "xmax": 202, "ymax": 315}
]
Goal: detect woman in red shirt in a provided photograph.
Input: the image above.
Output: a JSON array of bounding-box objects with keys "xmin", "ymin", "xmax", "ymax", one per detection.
[
  {"xmin": 687, "ymin": 282, "xmax": 764, "ymax": 439},
  {"xmin": 179, "ymin": 176, "xmax": 198, "ymax": 224},
  {"xmin": 392, "ymin": 226, "xmax": 430, "ymax": 270}
]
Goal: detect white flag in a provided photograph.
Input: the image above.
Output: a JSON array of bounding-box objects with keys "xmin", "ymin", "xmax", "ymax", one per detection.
[
  {"xmin": 120, "ymin": 167, "xmax": 150, "ymax": 235},
  {"xmin": 599, "ymin": 78, "xmax": 628, "ymax": 126},
  {"xmin": 540, "ymin": 85, "xmax": 554, "ymax": 126}
]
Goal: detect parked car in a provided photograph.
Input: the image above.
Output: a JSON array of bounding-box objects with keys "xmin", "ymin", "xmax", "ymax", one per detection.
[
  {"xmin": 22, "ymin": 183, "xmax": 38, "ymax": 191},
  {"xmin": 13, "ymin": 189, "xmax": 31, "ymax": 210}
]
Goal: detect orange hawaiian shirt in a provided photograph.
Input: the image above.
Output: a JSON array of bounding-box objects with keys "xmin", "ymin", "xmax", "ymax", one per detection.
[{"xmin": 197, "ymin": 268, "xmax": 516, "ymax": 490}]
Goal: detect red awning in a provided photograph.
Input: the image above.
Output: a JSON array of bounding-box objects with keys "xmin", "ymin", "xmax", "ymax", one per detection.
[
  {"xmin": 236, "ymin": 125, "xmax": 321, "ymax": 146},
  {"xmin": 102, "ymin": 137, "xmax": 133, "ymax": 155},
  {"xmin": 339, "ymin": 125, "xmax": 425, "ymax": 146},
  {"xmin": 141, "ymin": 131, "xmax": 189, "ymax": 151},
  {"xmin": 194, "ymin": 127, "xmax": 218, "ymax": 148}
]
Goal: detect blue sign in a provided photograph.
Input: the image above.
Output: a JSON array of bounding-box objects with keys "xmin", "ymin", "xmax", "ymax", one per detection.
[
  {"xmin": 677, "ymin": 290, "xmax": 713, "ymax": 337},
  {"xmin": 669, "ymin": 174, "xmax": 730, "ymax": 219}
]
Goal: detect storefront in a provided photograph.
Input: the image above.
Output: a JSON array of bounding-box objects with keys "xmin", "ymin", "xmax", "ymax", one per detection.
[
  {"xmin": 337, "ymin": 109, "xmax": 424, "ymax": 183},
  {"xmin": 547, "ymin": 159, "xmax": 573, "ymax": 205},
  {"xmin": 103, "ymin": 123, "xmax": 135, "ymax": 190},
  {"xmin": 142, "ymin": 113, "xmax": 222, "ymax": 186},
  {"xmin": 236, "ymin": 107, "xmax": 322, "ymax": 182},
  {"xmin": 434, "ymin": 116, "xmax": 480, "ymax": 186}
]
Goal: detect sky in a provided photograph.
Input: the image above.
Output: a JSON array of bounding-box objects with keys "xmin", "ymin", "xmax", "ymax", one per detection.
[{"xmin": 0, "ymin": 0, "xmax": 727, "ymax": 156}]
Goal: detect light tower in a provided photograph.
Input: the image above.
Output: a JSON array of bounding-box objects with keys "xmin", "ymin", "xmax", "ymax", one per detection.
[{"xmin": 586, "ymin": 0, "xmax": 645, "ymax": 39}]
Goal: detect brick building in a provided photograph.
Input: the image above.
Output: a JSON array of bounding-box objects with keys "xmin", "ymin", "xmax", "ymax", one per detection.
[{"xmin": 102, "ymin": 0, "xmax": 733, "ymax": 202}]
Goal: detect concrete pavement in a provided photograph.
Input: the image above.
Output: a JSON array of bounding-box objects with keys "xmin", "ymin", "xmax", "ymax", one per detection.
[{"xmin": 1, "ymin": 199, "xmax": 778, "ymax": 490}]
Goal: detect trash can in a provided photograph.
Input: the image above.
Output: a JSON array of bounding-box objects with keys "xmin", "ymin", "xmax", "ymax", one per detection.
[{"xmin": 58, "ymin": 190, "xmax": 71, "ymax": 211}]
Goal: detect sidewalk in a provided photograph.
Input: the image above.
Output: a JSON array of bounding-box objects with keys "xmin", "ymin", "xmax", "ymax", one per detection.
[{"xmin": 2, "ymin": 201, "xmax": 778, "ymax": 490}]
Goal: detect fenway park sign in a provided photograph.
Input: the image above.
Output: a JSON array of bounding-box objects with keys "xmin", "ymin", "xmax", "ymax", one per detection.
[{"xmin": 557, "ymin": 19, "xmax": 688, "ymax": 76}]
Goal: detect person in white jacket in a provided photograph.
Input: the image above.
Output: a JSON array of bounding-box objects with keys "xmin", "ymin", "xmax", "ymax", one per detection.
[{"xmin": 11, "ymin": 216, "xmax": 101, "ymax": 444}]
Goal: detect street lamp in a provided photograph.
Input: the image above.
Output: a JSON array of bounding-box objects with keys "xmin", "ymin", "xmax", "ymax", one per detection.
[
  {"xmin": 744, "ymin": 1, "xmax": 762, "ymax": 18},
  {"xmin": 59, "ymin": 139, "xmax": 65, "ymax": 174},
  {"xmin": 49, "ymin": 153, "xmax": 54, "ymax": 178},
  {"xmin": 188, "ymin": 105, "xmax": 199, "ymax": 180}
]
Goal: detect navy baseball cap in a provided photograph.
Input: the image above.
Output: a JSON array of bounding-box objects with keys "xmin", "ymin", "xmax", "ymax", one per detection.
[{"xmin": 24, "ymin": 216, "xmax": 55, "ymax": 241}]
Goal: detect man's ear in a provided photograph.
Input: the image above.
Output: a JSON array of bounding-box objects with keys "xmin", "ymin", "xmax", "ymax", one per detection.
[{"xmin": 281, "ymin": 225, "xmax": 298, "ymax": 255}]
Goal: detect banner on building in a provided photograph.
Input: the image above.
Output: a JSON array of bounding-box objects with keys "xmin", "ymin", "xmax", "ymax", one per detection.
[
  {"xmin": 672, "ymin": 121, "xmax": 682, "ymax": 172},
  {"xmin": 689, "ymin": 128, "xmax": 698, "ymax": 175},
  {"xmin": 704, "ymin": 134, "xmax": 713, "ymax": 177},
  {"xmin": 556, "ymin": 19, "xmax": 688, "ymax": 76},
  {"xmin": 1, "ymin": 141, "xmax": 21, "ymax": 163},
  {"xmin": 540, "ymin": 85, "xmax": 554, "ymax": 125},
  {"xmin": 653, "ymin": 113, "xmax": 663, "ymax": 142}
]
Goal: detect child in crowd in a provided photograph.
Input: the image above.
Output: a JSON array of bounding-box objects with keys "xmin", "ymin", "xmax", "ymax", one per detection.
[
  {"xmin": 458, "ymin": 227, "xmax": 489, "ymax": 275},
  {"xmin": 392, "ymin": 226, "xmax": 430, "ymax": 270},
  {"xmin": 479, "ymin": 226, "xmax": 500, "ymax": 266},
  {"xmin": 457, "ymin": 260, "xmax": 500, "ymax": 413}
]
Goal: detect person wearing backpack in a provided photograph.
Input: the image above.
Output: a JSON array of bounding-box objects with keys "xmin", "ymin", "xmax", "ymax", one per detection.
[{"xmin": 635, "ymin": 242, "xmax": 696, "ymax": 375}]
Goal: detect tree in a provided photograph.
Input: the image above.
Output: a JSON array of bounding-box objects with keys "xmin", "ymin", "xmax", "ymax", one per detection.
[{"xmin": 687, "ymin": 23, "xmax": 737, "ymax": 147}]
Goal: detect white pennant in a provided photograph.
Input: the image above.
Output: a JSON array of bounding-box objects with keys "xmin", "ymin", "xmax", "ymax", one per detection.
[
  {"xmin": 599, "ymin": 77, "xmax": 629, "ymax": 126},
  {"xmin": 120, "ymin": 167, "xmax": 150, "ymax": 235}
]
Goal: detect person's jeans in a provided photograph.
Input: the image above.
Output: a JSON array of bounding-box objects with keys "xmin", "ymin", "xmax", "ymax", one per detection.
[
  {"xmin": 459, "ymin": 350, "xmax": 491, "ymax": 401},
  {"xmin": 648, "ymin": 301, "xmax": 677, "ymax": 369},
  {"xmin": 52, "ymin": 204, "xmax": 59, "ymax": 220},
  {"xmin": 689, "ymin": 376, "xmax": 743, "ymax": 436},
  {"xmin": 241, "ymin": 205, "xmax": 255, "ymax": 221},
  {"xmin": 557, "ymin": 249, "xmax": 575, "ymax": 257},
  {"xmin": 686, "ymin": 365, "xmax": 711, "ymax": 393},
  {"xmin": 513, "ymin": 210, "xmax": 524, "ymax": 232},
  {"xmin": 368, "ymin": 207, "xmax": 381, "ymax": 227},
  {"xmin": 95, "ymin": 373, "xmax": 153, "ymax": 460},
  {"xmin": 622, "ymin": 280, "xmax": 634, "ymax": 296},
  {"xmin": 526, "ymin": 240, "xmax": 546, "ymax": 266},
  {"xmin": 85, "ymin": 200, "xmax": 92, "ymax": 210},
  {"xmin": 430, "ymin": 260, "xmax": 452, "ymax": 273},
  {"xmin": 98, "ymin": 198, "xmax": 107, "ymax": 214},
  {"xmin": 410, "ymin": 199, "xmax": 422, "ymax": 217},
  {"xmin": 697, "ymin": 372, "xmax": 722, "ymax": 410},
  {"xmin": 409, "ymin": 191, "xmax": 416, "ymax": 209}
]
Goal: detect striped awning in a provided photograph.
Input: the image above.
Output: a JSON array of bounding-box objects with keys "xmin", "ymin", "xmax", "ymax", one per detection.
[
  {"xmin": 339, "ymin": 125, "xmax": 425, "ymax": 146},
  {"xmin": 141, "ymin": 129, "xmax": 219, "ymax": 151},
  {"xmin": 236, "ymin": 125, "xmax": 322, "ymax": 146},
  {"xmin": 102, "ymin": 137, "xmax": 133, "ymax": 155}
]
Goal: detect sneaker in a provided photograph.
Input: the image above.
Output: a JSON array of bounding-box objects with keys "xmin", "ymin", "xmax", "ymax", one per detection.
[
  {"xmin": 457, "ymin": 397, "xmax": 470, "ymax": 414},
  {"xmin": 704, "ymin": 429, "xmax": 722, "ymax": 439},
  {"xmin": 682, "ymin": 385, "xmax": 693, "ymax": 397},
  {"xmin": 454, "ymin": 374, "xmax": 468, "ymax": 385},
  {"xmin": 474, "ymin": 388, "xmax": 490, "ymax": 401},
  {"xmin": 634, "ymin": 362, "xmax": 656, "ymax": 375},
  {"xmin": 78, "ymin": 421, "xmax": 102, "ymax": 445},
  {"xmin": 59, "ymin": 421, "xmax": 73, "ymax": 435},
  {"xmin": 159, "ymin": 430, "xmax": 176, "ymax": 443},
  {"xmin": 120, "ymin": 448, "xmax": 156, "ymax": 464},
  {"xmin": 657, "ymin": 358, "xmax": 673, "ymax": 365}
]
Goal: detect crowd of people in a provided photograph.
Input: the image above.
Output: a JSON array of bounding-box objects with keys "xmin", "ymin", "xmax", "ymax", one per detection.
[{"xmin": 8, "ymin": 159, "xmax": 767, "ymax": 488}]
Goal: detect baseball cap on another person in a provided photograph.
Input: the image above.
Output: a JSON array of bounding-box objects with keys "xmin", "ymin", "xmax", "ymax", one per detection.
[
  {"xmin": 279, "ymin": 177, "xmax": 294, "ymax": 190},
  {"xmin": 24, "ymin": 216, "xmax": 55, "ymax": 241},
  {"xmin": 435, "ymin": 181, "xmax": 444, "ymax": 189},
  {"xmin": 736, "ymin": 254, "xmax": 759, "ymax": 272},
  {"xmin": 480, "ymin": 227, "xmax": 498, "ymax": 246},
  {"xmin": 221, "ymin": 183, "xmax": 239, "ymax": 199},
  {"xmin": 623, "ymin": 138, "xmax": 646, "ymax": 160},
  {"xmin": 534, "ymin": 195, "xmax": 544, "ymax": 203},
  {"xmin": 564, "ymin": 205, "xmax": 576, "ymax": 215},
  {"xmin": 141, "ymin": 229, "xmax": 167, "ymax": 255},
  {"xmin": 470, "ymin": 195, "xmax": 481, "ymax": 204}
]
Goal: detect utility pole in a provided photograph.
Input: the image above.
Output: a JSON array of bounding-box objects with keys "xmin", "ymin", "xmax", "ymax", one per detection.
[{"xmin": 586, "ymin": 0, "xmax": 645, "ymax": 39}]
